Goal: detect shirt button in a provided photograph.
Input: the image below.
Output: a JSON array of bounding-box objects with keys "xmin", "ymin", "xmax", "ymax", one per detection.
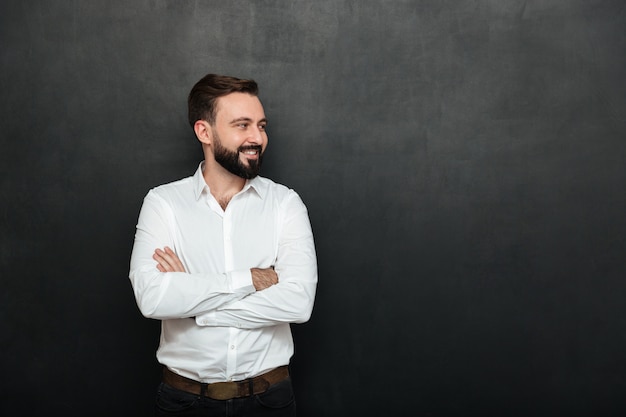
[{"xmin": 230, "ymin": 345, "xmax": 235, "ymax": 350}]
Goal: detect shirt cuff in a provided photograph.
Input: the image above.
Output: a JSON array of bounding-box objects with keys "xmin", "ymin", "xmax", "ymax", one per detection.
[
  {"xmin": 195, "ymin": 311, "xmax": 216, "ymax": 326},
  {"xmin": 229, "ymin": 268, "xmax": 254, "ymax": 292}
]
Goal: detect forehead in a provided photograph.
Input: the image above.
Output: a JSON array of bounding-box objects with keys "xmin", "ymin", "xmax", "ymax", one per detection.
[{"xmin": 215, "ymin": 92, "xmax": 265, "ymax": 121}]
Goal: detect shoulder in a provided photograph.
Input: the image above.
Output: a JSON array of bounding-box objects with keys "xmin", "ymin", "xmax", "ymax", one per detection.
[
  {"xmin": 252, "ymin": 176, "xmax": 300, "ymax": 201},
  {"xmin": 252, "ymin": 177, "xmax": 309, "ymax": 215},
  {"xmin": 145, "ymin": 175, "xmax": 195, "ymax": 206},
  {"xmin": 146, "ymin": 163, "xmax": 204, "ymax": 200},
  {"xmin": 152, "ymin": 175, "xmax": 193, "ymax": 192}
]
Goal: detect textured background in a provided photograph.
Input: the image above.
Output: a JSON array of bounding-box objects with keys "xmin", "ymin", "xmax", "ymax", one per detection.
[{"xmin": 1, "ymin": 1, "xmax": 625, "ymax": 416}]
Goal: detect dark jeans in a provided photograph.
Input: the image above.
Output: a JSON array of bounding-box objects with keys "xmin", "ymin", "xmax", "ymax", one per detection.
[{"xmin": 154, "ymin": 377, "xmax": 296, "ymax": 417}]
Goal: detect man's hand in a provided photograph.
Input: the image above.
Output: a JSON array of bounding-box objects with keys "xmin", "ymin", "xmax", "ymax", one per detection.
[
  {"xmin": 153, "ymin": 247, "xmax": 186, "ymax": 273},
  {"xmin": 251, "ymin": 267, "xmax": 278, "ymax": 291}
]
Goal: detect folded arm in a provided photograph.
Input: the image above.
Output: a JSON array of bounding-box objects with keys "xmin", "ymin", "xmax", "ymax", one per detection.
[
  {"xmin": 154, "ymin": 246, "xmax": 279, "ymax": 291},
  {"xmin": 195, "ymin": 192, "xmax": 318, "ymax": 329},
  {"xmin": 128, "ymin": 191, "xmax": 256, "ymax": 320}
]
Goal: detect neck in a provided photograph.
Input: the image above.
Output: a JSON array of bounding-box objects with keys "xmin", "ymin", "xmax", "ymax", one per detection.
[{"xmin": 202, "ymin": 158, "xmax": 246, "ymax": 209}]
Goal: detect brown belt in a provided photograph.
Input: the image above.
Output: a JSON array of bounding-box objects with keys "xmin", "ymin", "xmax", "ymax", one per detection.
[{"xmin": 162, "ymin": 366, "xmax": 289, "ymax": 400}]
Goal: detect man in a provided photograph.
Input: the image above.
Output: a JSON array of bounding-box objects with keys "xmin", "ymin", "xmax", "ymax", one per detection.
[{"xmin": 129, "ymin": 73, "xmax": 318, "ymax": 416}]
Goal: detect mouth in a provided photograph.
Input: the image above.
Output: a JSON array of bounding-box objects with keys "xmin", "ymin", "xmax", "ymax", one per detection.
[{"xmin": 240, "ymin": 146, "xmax": 262, "ymax": 159}]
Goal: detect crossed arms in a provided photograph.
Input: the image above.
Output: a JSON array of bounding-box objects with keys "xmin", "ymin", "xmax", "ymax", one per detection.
[
  {"xmin": 128, "ymin": 188, "xmax": 317, "ymax": 329},
  {"xmin": 153, "ymin": 246, "xmax": 279, "ymax": 291}
]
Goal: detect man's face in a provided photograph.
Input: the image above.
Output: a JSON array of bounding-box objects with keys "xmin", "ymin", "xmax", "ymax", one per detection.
[{"xmin": 210, "ymin": 92, "xmax": 268, "ymax": 179}]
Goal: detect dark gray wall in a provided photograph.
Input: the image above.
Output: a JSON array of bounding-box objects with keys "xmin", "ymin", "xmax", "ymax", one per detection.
[{"xmin": 1, "ymin": 1, "xmax": 625, "ymax": 416}]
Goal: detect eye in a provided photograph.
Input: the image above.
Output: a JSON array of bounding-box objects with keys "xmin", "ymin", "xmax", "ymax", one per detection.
[
  {"xmin": 237, "ymin": 123, "xmax": 248, "ymax": 129},
  {"xmin": 259, "ymin": 124, "xmax": 267, "ymax": 131}
]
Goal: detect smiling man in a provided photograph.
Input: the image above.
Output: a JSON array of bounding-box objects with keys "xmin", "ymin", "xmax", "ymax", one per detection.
[{"xmin": 129, "ymin": 73, "xmax": 318, "ymax": 417}]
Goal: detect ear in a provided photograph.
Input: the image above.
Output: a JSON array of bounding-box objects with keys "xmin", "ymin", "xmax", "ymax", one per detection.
[{"xmin": 194, "ymin": 120, "xmax": 212, "ymax": 145}]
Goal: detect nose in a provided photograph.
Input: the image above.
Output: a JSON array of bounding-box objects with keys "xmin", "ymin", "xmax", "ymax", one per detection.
[{"xmin": 249, "ymin": 125, "xmax": 266, "ymax": 145}]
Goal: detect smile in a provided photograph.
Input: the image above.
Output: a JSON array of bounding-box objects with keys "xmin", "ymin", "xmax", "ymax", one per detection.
[{"xmin": 239, "ymin": 146, "xmax": 262, "ymax": 157}]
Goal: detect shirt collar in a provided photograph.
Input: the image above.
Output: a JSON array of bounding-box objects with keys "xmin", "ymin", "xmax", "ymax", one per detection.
[{"xmin": 192, "ymin": 161, "xmax": 266, "ymax": 201}]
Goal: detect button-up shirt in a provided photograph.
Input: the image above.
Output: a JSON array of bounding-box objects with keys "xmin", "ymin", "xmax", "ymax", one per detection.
[{"xmin": 129, "ymin": 163, "xmax": 317, "ymax": 383}]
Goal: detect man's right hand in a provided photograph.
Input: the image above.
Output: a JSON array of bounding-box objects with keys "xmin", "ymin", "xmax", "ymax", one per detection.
[
  {"xmin": 250, "ymin": 267, "xmax": 278, "ymax": 291},
  {"xmin": 153, "ymin": 246, "xmax": 186, "ymax": 273}
]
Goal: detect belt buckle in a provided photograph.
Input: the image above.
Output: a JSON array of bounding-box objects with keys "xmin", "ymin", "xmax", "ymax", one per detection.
[{"xmin": 205, "ymin": 382, "xmax": 239, "ymax": 400}]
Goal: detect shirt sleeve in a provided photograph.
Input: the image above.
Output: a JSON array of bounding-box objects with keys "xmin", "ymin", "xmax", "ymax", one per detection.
[
  {"xmin": 195, "ymin": 191, "xmax": 318, "ymax": 329},
  {"xmin": 128, "ymin": 190, "xmax": 255, "ymax": 320}
]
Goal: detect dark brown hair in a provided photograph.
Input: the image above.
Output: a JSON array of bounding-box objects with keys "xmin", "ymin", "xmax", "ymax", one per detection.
[{"xmin": 187, "ymin": 73, "xmax": 259, "ymax": 127}]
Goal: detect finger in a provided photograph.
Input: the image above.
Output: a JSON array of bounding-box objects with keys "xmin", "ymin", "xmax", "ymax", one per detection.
[
  {"xmin": 164, "ymin": 247, "xmax": 186, "ymax": 272},
  {"xmin": 154, "ymin": 247, "xmax": 186, "ymax": 273},
  {"xmin": 153, "ymin": 251, "xmax": 173, "ymax": 272},
  {"xmin": 157, "ymin": 248, "xmax": 177, "ymax": 268},
  {"xmin": 164, "ymin": 247, "xmax": 185, "ymax": 271}
]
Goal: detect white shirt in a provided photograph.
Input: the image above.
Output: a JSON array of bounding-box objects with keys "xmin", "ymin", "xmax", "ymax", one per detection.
[{"xmin": 129, "ymin": 163, "xmax": 317, "ymax": 383}]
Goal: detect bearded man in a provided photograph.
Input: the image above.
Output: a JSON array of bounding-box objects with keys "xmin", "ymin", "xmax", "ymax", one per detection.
[{"xmin": 129, "ymin": 73, "xmax": 318, "ymax": 417}]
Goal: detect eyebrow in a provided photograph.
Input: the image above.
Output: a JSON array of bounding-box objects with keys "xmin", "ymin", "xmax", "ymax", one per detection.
[{"xmin": 229, "ymin": 117, "xmax": 267, "ymax": 125}]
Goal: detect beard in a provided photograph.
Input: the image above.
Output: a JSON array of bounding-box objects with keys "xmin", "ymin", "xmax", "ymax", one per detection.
[{"xmin": 212, "ymin": 131, "xmax": 263, "ymax": 179}]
